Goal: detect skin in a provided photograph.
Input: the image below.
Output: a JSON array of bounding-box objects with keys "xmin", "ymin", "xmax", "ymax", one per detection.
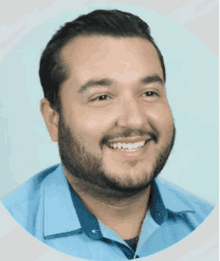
[{"xmin": 40, "ymin": 36, "xmax": 175, "ymax": 240}]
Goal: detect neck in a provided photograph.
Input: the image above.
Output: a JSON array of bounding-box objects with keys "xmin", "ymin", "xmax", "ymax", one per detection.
[{"xmin": 64, "ymin": 166, "xmax": 152, "ymax": 240}]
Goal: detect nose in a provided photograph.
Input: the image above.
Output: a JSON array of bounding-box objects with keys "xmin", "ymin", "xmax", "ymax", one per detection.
[{"xmin": 116, "ymin": 96, "xmax": 146, "ymax": 129}]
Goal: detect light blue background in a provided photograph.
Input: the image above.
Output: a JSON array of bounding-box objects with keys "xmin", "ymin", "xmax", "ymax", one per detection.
[{"xmin": 0, "ymin": 3, "xmax": 218, "ymax": 206}]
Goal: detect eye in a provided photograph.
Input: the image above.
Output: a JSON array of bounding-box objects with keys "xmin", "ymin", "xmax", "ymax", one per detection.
[
  {"xmin": 90, "ymin": 94, "xmax": 111, "ymax": 102},
  {"xmin": 142, "ymin": 91, "xmax": 159, "ymax": 99},
  {"xmin": 143, "ymin": 91, "xmax": 158, "ymax": 97}
]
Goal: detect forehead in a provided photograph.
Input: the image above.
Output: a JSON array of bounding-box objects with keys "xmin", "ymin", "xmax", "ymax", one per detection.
[{"xmin": 61, "ymin": 36, "xmax": 163, "ymax": 85}]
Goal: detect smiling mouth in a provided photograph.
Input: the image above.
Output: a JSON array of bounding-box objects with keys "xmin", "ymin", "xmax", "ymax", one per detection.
[{"xmin": 106, "ymin": 140, "xmax": 149, "ymax": 151}]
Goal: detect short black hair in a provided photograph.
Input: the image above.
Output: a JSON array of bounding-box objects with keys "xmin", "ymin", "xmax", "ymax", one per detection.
[{"xmin": 39, "ymin": 9, "xmax": 166, "ymax": 112}]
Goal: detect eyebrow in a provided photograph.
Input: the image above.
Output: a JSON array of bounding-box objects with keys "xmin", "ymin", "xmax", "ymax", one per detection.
[
  {"xmin": 140, "ymin": 75, "xmax": 164, "ymax": 86},
  {"xmin": 77, "ymin": 78, "xmax": 114, "ymax": 94},
  {"xmin": 77, "ymin": 74, "xmax": 164, "ymax": 94}
]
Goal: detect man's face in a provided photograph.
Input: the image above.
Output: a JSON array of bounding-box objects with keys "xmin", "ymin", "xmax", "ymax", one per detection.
[{"xmin": 58, "ymin": 36, "xmax": 175, "ymax": 194}]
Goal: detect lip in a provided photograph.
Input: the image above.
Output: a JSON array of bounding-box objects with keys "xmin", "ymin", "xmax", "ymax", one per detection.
[{"xmin": 107, "ymin": 136, "xmax": 151, "ymax": 144}]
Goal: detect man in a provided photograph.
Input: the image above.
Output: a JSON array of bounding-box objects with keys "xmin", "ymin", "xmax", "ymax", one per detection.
[{"xmin": 1, "ymin": 9, "xmax": 213, "ymax": 260}]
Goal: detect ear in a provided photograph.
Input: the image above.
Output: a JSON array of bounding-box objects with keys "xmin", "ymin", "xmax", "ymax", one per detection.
[{"xmin": 40, "ymin": 98, "xmax": 59, "ymax": 142}]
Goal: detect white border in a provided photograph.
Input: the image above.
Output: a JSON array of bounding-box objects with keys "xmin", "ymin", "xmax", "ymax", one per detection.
[{"xmin": 0, "ymin": 1, "xmax": 218, "ymax": 260}]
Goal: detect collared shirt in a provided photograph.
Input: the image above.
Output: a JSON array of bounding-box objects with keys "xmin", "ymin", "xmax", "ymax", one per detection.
[{"xmin": 1, "ymin": 164, "xmax": 214, "ymax": 260}]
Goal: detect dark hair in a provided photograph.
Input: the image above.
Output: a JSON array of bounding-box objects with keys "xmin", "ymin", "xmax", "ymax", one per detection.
[{"xmin": 39, "ymin": 9, "xmax": 166, "ymax": 112}]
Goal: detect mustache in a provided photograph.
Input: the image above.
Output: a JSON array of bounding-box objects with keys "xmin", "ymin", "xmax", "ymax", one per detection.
[{"xmin": 100, "ymin": 128, "xmax": 158, "ymax": 147}]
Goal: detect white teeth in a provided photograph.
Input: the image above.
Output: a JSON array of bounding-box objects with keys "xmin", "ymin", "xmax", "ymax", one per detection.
[
  {"xmin": 128, "ymin": 144, "xmax": 133, "ymax": 150},
  {"xmin": 108, "ymin": 141, "xmax": 146, "ymax": 150},
  {"xmin": 133, "ymin": 143, "xmax": 139, "ymax": 149},
  {"xmin": 118, "ymin": 143, "xmax": 122, "ymax": 149}
]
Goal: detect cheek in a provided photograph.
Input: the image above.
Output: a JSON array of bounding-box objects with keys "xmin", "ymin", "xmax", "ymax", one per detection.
[
  {"xmin": 74, "ymin": 106, "xmax": 118, "ymax": 132},
  {"xmin": 67, "ymin": 106, "xmax": 118, "ymax": 148},
  {"xmin": 147, "ymin": 103, "xmax": 174, "ymax": 130}
]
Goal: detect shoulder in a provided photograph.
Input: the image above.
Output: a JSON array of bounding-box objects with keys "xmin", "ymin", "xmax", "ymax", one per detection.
[
  {"xmin": 2, "ymin": 164, "xmax": 60, "ymax": 207},
  {"xmin": 1, "ymin": 164, "xmax": 60, "ymax": 229},
  {"xmin": 155, "ymin": 178, "xmax": 214, "ymax": 219}
]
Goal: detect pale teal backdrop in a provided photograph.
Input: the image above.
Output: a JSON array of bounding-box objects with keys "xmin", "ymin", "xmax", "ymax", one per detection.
[{"xmin": 0, "ymin": 3, "xmax": 218, "ymax": 206}]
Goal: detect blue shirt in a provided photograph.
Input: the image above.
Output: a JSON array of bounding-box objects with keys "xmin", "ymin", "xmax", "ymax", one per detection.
[{"xmin": 1, "ymin": 164, "xmax": 214, "ymax": 260}]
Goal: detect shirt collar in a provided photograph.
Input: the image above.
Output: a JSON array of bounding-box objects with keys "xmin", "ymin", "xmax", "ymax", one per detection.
[
  {"xmin": 43, "ymin": 164, "xmax": 82, "ymax": 239},
  {"xmin": 68, "ymin": 182, "xmax": 102, "ymax": 240},
  {"xmin": 43, "ymin": 164, "xmax": 194, "ymax": 239},
  {"xmin": 149, "ymin": 180, "xmax": 167, "ymax": 225},
  {"xmin": 154, "ymin": 178, "xmax": 196, "ymax": 214}
]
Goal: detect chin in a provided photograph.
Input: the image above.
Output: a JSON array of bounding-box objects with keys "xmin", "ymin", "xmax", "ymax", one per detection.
[
  {"xmin": 104, "ymin": 178, "xmax": 152, "ymax": 194},
  {"xmin": 101, "ymin": 167, "xmax": 155, "ymax": 193}
]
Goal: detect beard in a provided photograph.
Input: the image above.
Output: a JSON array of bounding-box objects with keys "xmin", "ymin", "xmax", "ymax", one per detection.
[{"xmin": 58, "ymin": 112, "xmax": 176, "ymax": 196}]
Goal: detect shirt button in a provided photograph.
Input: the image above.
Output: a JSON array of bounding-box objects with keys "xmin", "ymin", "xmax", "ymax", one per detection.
[{"xmin": 91, "ymin": 229, "xmax": 97, "ymax": 234}]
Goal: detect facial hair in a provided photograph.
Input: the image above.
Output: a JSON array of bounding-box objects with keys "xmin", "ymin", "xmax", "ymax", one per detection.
[{"xmin": 58, "ymin": 111, "xmax": 176, "ymax": 195}]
